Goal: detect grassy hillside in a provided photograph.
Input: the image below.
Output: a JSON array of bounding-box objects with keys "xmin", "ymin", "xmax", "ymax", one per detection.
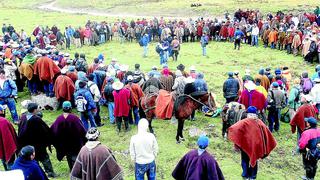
[{"xmin": 0, "ymin": 2, "xmax": 319, "ymax": 180}]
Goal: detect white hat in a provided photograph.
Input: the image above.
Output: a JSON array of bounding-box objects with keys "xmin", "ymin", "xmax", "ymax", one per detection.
[
  {"xmin": 185, "ymin": 76, "xmax": 195, "ymax": 83},
  {"xmin": 189, "ymin": 66, "xmax": 196, "ymax": 71},
  {"xmin": 244, "ymin": 81, "xmax": 256, "ymax": 91},
  {"xmin": 111, "ymin": 58, "xmax": 117, "ymax": 62},
  {"xmin": 58, "ymin": 52, "xmax": 64, "ymax": 55},
  {"xmin": 65, "ymin": 53, "xmax": 70, "ymax": 57},
  {"xmin": 127, "ymin": 75, "xmax": 134, "ymax": 81},
  {"xmin": 314, "ymin": 78, "xmax": 320, "ymax": 83},
  {"xmin": 120, "ymin": 65, "xmax": 129, "ymax": 72},
  {"xmin": 61, "ymin": 68, "xmax": 68, "ymax": 74},
  {"xmin": 245, "ymin": 69, "xmax": 251, "ymax": 75},
  {"xmin": 11, "ymin": 43, "xmax": 19, "ymax": 48},
  {"xmin": 152, "ymin": 65, "xmax": 157, "ymax": 70},
  {"xmin": 112, "ymin": 81, "xmax": 124, "ymax": 90},
  {"xmin": 302, "ymin": 94, "xmax": 312, "ymax": 102}
]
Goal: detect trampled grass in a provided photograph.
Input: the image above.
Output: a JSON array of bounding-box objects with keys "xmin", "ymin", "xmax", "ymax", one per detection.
[{"xmin": 0, "ymin": 3, "xmax": 318, "ymax": 180}]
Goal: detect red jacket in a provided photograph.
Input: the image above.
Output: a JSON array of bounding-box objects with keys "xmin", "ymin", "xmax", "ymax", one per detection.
[{"xmin": 113, "ymin": 88, "xmax": 131, "ymax": 117}]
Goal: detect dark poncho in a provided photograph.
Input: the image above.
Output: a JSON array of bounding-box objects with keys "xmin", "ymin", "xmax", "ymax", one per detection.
[
  {"xmin": 50, "ymin": 113, "xmax": 87, "ymax": 161},
  {"xmin": 18, "ymin": 114, "xmax": 52, "ymax": 160},
  {"xmin": 172, "ymin": 149, "xmax": 224, "ymax": 180},
  {"xmin": 12, "ymin": 157, "xmax": 48, "ymax": 180}
]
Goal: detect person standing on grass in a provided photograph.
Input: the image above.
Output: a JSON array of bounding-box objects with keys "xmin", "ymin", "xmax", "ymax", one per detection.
[
  {"xmin": 87, "ymin": 74, "xmax": 103, "ymax": 127},
  {"xmin": 140, "ymin": 33, "xmax": 149, "ymax": 57},
  {"xmin": 251, "ymin": 23, "xmax": 259, "ymax": 47},
  {"xmin": 171, "ymin": 36, "xmax": 180, "ymax": 61},
  {"xmin": 172, "ymin": 136, "xmax": 225, "ymax": 180},
  {"xmin": 228, "ymin": 106, "xmax": 277, "ymax": 180},
  {"xmin": 113, "ymin": 81, "xmax": 131, "ymax": 132},
  {"xmin": 299, "ymin": 117, "xmax": 320, "ymax": 180},
  {"xmin": 130, "ymin": 118, "xmax": 158, "ymax": 180},
  {"xmin": 103, "ymin": 77, "xmax": 115, "ymax": 124},
  {"xmin": 12, "ymin": 145, "xmax": 48, "ymax": 180},
  {"xmin": 50, "ymin": 101, "xmax": 87, "ymax": 171},
  {"xmin": 234, "ymin": 27, "xmax": 244, "ymax": 50},
  {"xmin": 223, "ymin": 72, "xmax": 240, "ymax": 103},
  {"xmin": 71, "ymin": 128, "xmax": 124, "ymax": 180},
  {"xmin": 0, "ymin": 116, "xmax": 17, "ymax": 171},
  {"xmin": 200, "ymin": 33, "xmax": 209, "ymax": 56}
]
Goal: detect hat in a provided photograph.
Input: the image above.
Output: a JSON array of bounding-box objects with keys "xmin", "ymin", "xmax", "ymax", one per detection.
[
  {"xmin": 62, "ymin": 101, "xmax": 72, "ymax": 109},
  {"xmin": 276, "ymin": 80, "xmax": 283, "ymax": 86},
  {"xmin": 152, "ymin": 65, "xmax": 157, "ymax": 70},
  {"xmin": 67, "ymin": 59, "xmax": 73, "ymax": 64},
  {"xmin": 304, "ymin": 117, "xmax": 317, "ymax": 126},
  {"xmin": 86, "ymin": 127, "xmax": 100, "ymax": 141},
  {"xmin": 197, "ymin": 136, "xmax": 209, "ymax": 149},
  {"xmin": 127, "ymin": 75, "xmax": 133, "ymax": 81},
  {"xmin": 120, "ymin": 65, "xmax": 129, "ymax": 72},
  {"xmin": 11, "ymin": 43, "xmax": 19, "ymax": 48},
  {"xmin": 61, "ymin": 68, "xmax": 68, "ymax": 74},
  {"xmin": 68, "ymin": 66, "xmax": 75, "ymax": 72},
  {"xmin": 112, "ymin": 81, "xmax": 124, "ymax": 90},
  {"xmin": 21, "ymin": 100, "xmax": 32, "ymax": 114},
  {"xmin": 228, "ymin": 72, "xmax": 233, "ymax": 77},
  {"xmin": 189, "ymin": 66, "xmax": 196, "ymax": 71},
  {"xmin": 175, "ymin": 70, "xmax": 182, "ymax": 77},
  {"xmin": 245, "ymin": 69, "xmax": 251, "ymax": 75},
  {"xmin": 177, "ymin": 64, "xmax": 185, "ymax": 71},
  {"xmin": 314, "ymin": 78, "xmax": 320, "ymax": 83},
  {"xmin": 247, "ymin": 106, "xmax": 257, "ymax": 114},
  {"xmin": 20, "ymin": 145, "xmax": 35, "ymax": 158},
  {"xmin": 65, "ymin": 53, "xmax": 70, "ymax": 57},
  {"xmin": 185, "ymin": 77, "xmax": 195, "ymax": 83},
  {"xmin": 244, "ymin": 81, "xmax": 256, "ymax": 91},
  {"xmin": 275, "ymin": 69, "xmax": 281, "ymax": 75},
  {"xmin": 272, "ymin": 82, "xmax": 279, "ymax": 88},
  {"xmin": 111, "ymin": 58, "xmax": 117, "ymax": 62},
  {"xmin": 234, "ymin": 71, "xmax": 239, "ymax": 75}
]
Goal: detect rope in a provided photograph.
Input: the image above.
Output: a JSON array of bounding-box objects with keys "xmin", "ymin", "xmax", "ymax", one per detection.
[{"xmin": 179, "ymin": 93, "xmax": 215, "ymax": 111}]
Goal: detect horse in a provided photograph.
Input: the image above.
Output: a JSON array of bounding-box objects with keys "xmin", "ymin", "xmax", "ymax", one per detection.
[{"xmin": 174, "ymin": 92, "xmax": 216, "ymax": 143}]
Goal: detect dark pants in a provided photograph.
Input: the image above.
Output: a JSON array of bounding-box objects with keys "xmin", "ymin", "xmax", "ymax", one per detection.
[
  {"xmin": 66, "ymin": 154, "xmax": 77, "ymax": 171},
  {"xmin": 116, "ymin": 116, "xmax": 129, "ymax": 131},
  {"xmin": 302, "ymin": 152, "xmax": 318, "ymax": 179},
  {"xmin": 226, "ymin": 97, "xmax": 237, "ymax": 103},
  {"xmin": 2, "ymin": 155, "xmax": 15, "ymax": 170},
  {"xmin": 27, "ymin": 76, "xmax": 38, "ymax": 94},
  {"xmin": 234, "ymin": 39, "xmax": 241, "ymax": 50},
  {"xmin": 267, "ymin": 108, "xmax": 281, "ymax": 132},
  {"xmin": 241, "ymin": 150, "xmax": 258, "ymax": 179},
  {"xmin": 135, "ymin": 161, "xmax": 156, "ymax": 180},
  {"xmin": 172, "ymin": 50, "xmax": 179, "ymax": 61},
  {"xmin": 66, "ymin": 38, "xmax": 71, "ymax": 49},
  {"xmin": 94, "ymin": 102, "xmax": 102, "ymax": 126},
  {"xmin": 37, "ymin": 153, "xmax": 55, "ymax": 177}
]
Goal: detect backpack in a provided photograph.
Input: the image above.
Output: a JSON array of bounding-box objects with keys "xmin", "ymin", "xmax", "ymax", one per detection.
[
  {"xmin": 303, "ymin": 78, "xmax": 313, "ymax": 93},
  {"xmin": 75, "ymin": 93, "xmax": 87, "ymax": 112},
  {"xmin": 75, "ymin": 59, "xmax": 88, "ymax": 72}
]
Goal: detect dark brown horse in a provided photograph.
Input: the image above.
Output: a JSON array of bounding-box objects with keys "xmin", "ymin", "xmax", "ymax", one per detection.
[{"xmin": 140, "ymin": 91, "xmax": 217, "ymax": 143}]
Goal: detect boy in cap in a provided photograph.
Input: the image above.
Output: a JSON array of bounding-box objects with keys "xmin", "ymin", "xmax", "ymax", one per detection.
[
  {"xmin": 172, "ymin": 135, "xmax": 224, "ymax": 180},
  {"xmin": 299, "ymin": 117, "xmax": 320, "ymax": 180}
]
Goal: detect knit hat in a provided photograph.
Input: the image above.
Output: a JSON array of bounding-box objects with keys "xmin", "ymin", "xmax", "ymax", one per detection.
[
  {"xmin": 247, "ymin": 106, "xmax": 257, "ymax": 114},
  {"xmin": 272, "ymin": 82, "xmax": 279, "ymax": 88},
  {"xmin": 20, "ymin": 145, "xmax": 35, "ymax": 158},
  {"xmin": 62, "ymin": 101, "xmax": 72, "ymax": 110},
  {"xmin": 197, "ymin": 136, "xmax": 209, "ymax": 149},
  {"xmin": 86, "ymin": 128, "xmax": 100, "ymax": 141},
  {"xmin": 305, "ymin": 117, "xmax": 317, "ymax": 127}
]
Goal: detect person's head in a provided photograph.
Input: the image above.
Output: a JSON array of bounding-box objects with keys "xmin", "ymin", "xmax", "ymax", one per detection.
[
  {"xmin": 305, "ymin": 117, "xmax": 317, "ymax": 128},
  {"xmin": 86, "ymin": 127, "xmax": 100, "ymax": 141},
  {"xmin": 0, "ymin": 69, "xmax": 5, "ymax": 79},
  {"xmin": 111, "ymin": 58, "xmax": 117, "ymax": 65},
  {"xmin": 293, "ymin": 78, "xmax": 300, "ymax": 85},
  {"xmin": 27, "ymin": 103, "xmax": 38, "ymax": 114},
  {"xmin": 255, "ymin": 78, "xmax": 261, "ymax": 86},
  {"xmin": 74, "ymin": 52, "xmax": 79, "ymax": 59},
  {"xmin": 19, "ymin": 145, "xmax": 35, "ymax": 161},
  {"xmin": 79, "ymin": 81, "xmax": 87, "ymax": 89},
  {"xmin": 135, "ymin": 64, "xmax": 140, "ymax": 70},
  {"xmin": 80, "ymin": 53, "xmax": 85, "ymax": 59},
  {"xmin": 197, "ymin": 135, "xmax": 209, "ymax": 149},
  {"xmin": 259, "ymin": 68, "xmax": 265, "ymax": 75},
  {"xmin": 0, "ymin": 104, "xmax": 5, "ymax": 115},
  {"xmin": 87, "ymin": 74, "xmax": 94, "ymax": 81},
  {"xmin": 301, "ymin": 71, "xmax": 308, "ymax": 78},
  {"xmin": 94, "ymin": 58, "xmax": 99, "ymax": 64},
  {"xmin": 228, "ymin": 72, "xmax": 233, "ymax": 77},
  {"xmin": 127, "ymin": 75, "xmax": 133, "ymax": 83},
  {"xmin": 62, "ymin": 101, "xmax": 72, "ymax": 113},
  {"xmin": 272, "ymin": 82, "xmax": 279, "ymax": 89},
  {"xmin": 138, "ymin": 118, "xmax": 149, "ymax": 133}
]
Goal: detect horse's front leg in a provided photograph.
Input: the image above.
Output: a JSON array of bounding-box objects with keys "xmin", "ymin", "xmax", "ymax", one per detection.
[{"xmin": 148, "ymin": 118, "xmax": 154, "ymax": 134}]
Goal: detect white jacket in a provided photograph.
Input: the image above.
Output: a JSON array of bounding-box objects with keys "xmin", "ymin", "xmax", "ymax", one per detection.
[
  {"xmin": 310, "ymin": 84, "xmax": 320, "ymax": 103},
  {"xmin": 87, "ymin": 81, "xmax": 101, "ymax": 102},
  {"xmin": 251, "ymin": 26, "xmax": 259, "ymax": 36},
  {"xmin": 130, "ymin": 119, "xmax": 158, "ymax": 164}
]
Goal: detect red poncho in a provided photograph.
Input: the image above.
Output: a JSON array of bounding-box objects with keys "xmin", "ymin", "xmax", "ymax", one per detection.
[
  {"xmin": 238, "ymin": 90, "xmax": 267, "ymax": 111},
  {"xmin": 34, "ymin": 56, "xmax": 60, "ymax": 83},
  {"xmin": 113, "ymin": 88, "xmax": 131, "ymax": 117},
  {"xmin": 155, "ymin": 90, "xmax": 174, "ymax": 119},
  {"xmin": 0, "ymin": 117, "xmax": 17, "ymax": 162},
  {"xmin": 54, "ymin": 75, "xmax": 75, "ymax": 101},
  {"xmin": 290, "ymin": 104, "xmax": 316, "ymax": 133},
  {"xmin": 228, "ymin": 118, "xmax": 277, "ymax": 167}
]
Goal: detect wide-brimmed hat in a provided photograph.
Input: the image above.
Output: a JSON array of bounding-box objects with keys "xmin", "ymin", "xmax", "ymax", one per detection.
[
  {"xmin": 185, "ymin": 76, "xmax": 195, "ymax": 83},
  {"xmin": 189, "ymin": 65, "xmax": 196, "ymax": 71},
  {"xmin": 245, "ymin": 69, "xmax": 251, "ymax": 75},
  {"xmin": 120, "ymin": 65, "xmax": 129, "ymax": 72},
  {"xmin": 112, "ymin": 81, "xmax": 124, "ymax": 90},
  {"xmin": 127, "ymin": 75, "xmax": 134, "ymax": 81},
  {"xmin": 244, "ymin": 81, "xmax": 256, "ymax": 91}
]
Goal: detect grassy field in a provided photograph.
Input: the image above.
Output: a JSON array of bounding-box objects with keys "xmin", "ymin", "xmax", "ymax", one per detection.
[{"xmin": 0, "ymin": 1, "xmax": 319, "ymax": 179}]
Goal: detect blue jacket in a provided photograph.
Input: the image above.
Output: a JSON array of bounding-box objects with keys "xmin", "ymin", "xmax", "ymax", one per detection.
[
  {"xmin": 141, "ymin": 35, "xmax": 149, "ymax": 46},
  {"xmin": 234, "ymin": 30, "xmax": 245, "ymax": 39},
  {"xmin": 194, "ymin": 79, "xmax": 208, "ymax": 92},
  {"xmin": 223, "ymin": 77, "xmax": 240, "ymax": 98},
  {"xmin": 200, "ymin": 35, "xmax": 209, "ymax": 47},
  {"xmin": 12, "ymin": 157, "xmax": 48, "ymax": 180},
  {"xmin": 0, "ymin": 79, "xmax": 17, "ymax": 98},
  {"xmin": 74, "ymin": 88, "xmax": 96, "ymax": 110}
]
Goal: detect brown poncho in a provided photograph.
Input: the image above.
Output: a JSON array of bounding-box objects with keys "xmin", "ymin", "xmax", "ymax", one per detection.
[
  {"xmin": 19, "ymin": 63, "xmax": 34, "ymax": 80},
  {"xmin": 71, "ymin": 141, "xmax": 123, "ymax": 180}
]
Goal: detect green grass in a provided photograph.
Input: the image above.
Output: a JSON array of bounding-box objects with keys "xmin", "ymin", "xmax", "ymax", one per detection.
[{"xmin": 0, "ymin": 3, "xmax": 319, "ymax": 180}]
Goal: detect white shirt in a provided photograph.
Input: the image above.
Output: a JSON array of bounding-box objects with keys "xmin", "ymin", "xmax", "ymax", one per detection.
[
  {"xmin": 0, "ymin": 170, "xmax": 24, "ymax": 180},
  {"xmin": 130, "ymin": 132, "xmax": 158, "ymax": 164},
  {"xmin": 88, "ymin": 81, "xmax": 101, "ymax": 102},
  {"xmin": 251, "ymin": 26, "xmax": 259, "ymax": 36},
  {"xmin": 310, "ymin": 84, "xmax": 320, "ymax": 103}
]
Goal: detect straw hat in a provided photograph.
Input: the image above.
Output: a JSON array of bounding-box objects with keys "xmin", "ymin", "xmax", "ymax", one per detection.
[
  {"xmin": 185, "ymin": 76, "xmax": 195, "ymax": 83},
  {"xmin": 112, "ymin": 81, "xmax": 124, "ymax": 90},
  {"xmin": 189, "ymin": 65, "xmax": 196, "ymax": 71},
  {"xmin": 244, "ymin": 81, "xmax": 256, "ymax": 91}
]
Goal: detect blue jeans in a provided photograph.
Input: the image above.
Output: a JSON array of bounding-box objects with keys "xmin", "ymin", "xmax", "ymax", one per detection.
[
  {"xmin": 251, "ymin": 35, "xmax": 258, "ymax": 46},
  {"xmin": 267, "ymin": 108, "xmax": 281, "ymax": 132},
  {"xmin": 80, "ymin": 111, "xmax": 96, "ymax": 131},
  {"xmin": 129, "ymin": 106, "xmax": 140, "ymax": 125},
  {"xmin": 0, "ymin": 98, "xmax": 18, "ymax": 122},
  {"xmin": 100, "ymin": 34, "xmax": 106, "ymax": 44},
  {"xmin": 27, "ymin": 80, "xmax": 37, "ymax": 94},
  {"xmin": 43, "ymin": 82, "xmax": 54, "ymax": 97},
  {"xmin": 160, "ymin": 54, "xmax": 166, "ymax": 65},
  {"xmin": 241, "ymin": 150, "xmax": 257, "ymax": 179},
  {"xmin": 271, "ymin": 42, "xmax": 276, "ymax": 49},
  {"xmin": 143, "ymin": 45, "xmax": 148, "ymax": 57},
  {"xmin": 202, "ymin": 46, "xmax": 207, "ymax": 56},
  {"xmin": 135, "ymin": 161, "xmax": 156, "ymax": 180},
  {"xmin": 107, "ymin": 102, "xmax": 115, "ymax": 123}
]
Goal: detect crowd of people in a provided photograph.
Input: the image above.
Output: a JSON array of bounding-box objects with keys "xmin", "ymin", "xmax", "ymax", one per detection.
[{"xmin": 1, "ymin": 6, "xmax": 320, "ymax": 180}]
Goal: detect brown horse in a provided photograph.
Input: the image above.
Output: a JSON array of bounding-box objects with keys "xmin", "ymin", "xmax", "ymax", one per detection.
[{"xmin": 140, "ymin": 91, "xmax": 217, "ymax": 143}]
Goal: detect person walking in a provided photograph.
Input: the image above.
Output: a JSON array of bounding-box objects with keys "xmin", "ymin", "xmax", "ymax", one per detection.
[
  {"xmin": 200, "ymin": 33, "xmax": 209, "ymax": 56},
  {"xmin": 130, "ymin": 118, "xmax": 158, "ymax": 180},
  {"xmin": 223, "ymin": 72, "xmax": 240, "ymax": 103},
  {"xmin": 113, "ymin": 81, "xmax": 131, "ymax": 132},
  {"xmin": 140, "ymin": 33, "xmax": 149, "ymax": 57},
  {"xmin": 234, "ymin": 27, "xmax": 244, "ymax": 50}
]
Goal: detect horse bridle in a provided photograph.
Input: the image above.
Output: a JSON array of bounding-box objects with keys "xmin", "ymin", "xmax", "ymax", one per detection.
[{"xmin": 182, "ymin": 92, "xmax": 216, "ymax": 111}]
